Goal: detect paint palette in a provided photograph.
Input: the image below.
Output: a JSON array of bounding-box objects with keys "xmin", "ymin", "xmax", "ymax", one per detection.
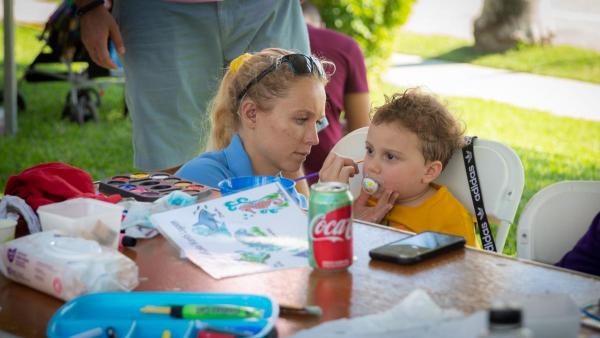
[{"xmin": 98, "ymin": 172, "xmax": 216, "ymax": 202}]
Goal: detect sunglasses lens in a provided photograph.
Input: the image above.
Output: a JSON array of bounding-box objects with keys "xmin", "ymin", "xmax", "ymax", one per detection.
[
  {"xmin": 285, "ymin": 54, "xmax": 313, "ymax": 74},
  {"xmin": 239, "ymin": 54, "xmax": 324, "ymax": 102},
  {"xmin": 283, "ymin": 54, "xmax": 324, "ymax": 77}
]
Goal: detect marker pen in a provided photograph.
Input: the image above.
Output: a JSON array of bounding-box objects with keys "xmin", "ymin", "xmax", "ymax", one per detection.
[{"xmin": 141, "ymin": 304, "xmax": 263, "ymax": 320}]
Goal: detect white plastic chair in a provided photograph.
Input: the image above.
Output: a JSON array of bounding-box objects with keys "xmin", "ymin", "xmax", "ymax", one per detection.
[
  {"xmin": 332, "ymin": 127, "xmax": 525, "ymax": 253},
  {"xmin": 516, "ymin": 181, "xmax": 600, "ymax": 264},
  {"xmin": 331, "ymin": 127, "xmax": 369, "ymax": 198}
]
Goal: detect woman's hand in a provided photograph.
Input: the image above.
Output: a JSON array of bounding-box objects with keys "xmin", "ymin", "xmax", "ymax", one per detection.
[
  {"xmin": 353, "ymin": 189, "xmax": 398, "ymax": 224},
  {"xmin": 319, "ymin": 151, "xmax": 358, "ymax": 183}
]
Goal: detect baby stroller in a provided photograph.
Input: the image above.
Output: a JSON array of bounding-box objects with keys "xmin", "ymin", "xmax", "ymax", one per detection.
[{"xmin": 22, "ymin": 0, "xmax": 125, "ymax": 125}]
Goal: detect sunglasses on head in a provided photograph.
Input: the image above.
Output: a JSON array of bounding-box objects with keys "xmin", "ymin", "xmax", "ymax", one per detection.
[{"xmin": 237, "ymin": 53, "xmax": 325, "ymax": 102}]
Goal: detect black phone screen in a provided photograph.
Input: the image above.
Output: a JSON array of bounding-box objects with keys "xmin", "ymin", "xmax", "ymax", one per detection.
[{"xmin": 369, "ymin": 231, "xmax": 466, "ymax": 264}]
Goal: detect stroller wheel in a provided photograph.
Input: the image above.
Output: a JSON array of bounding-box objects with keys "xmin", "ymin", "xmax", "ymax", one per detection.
[
  {"xmin": 0, "ymin": 90, "xmax": 27, "ymax": 112},
  {"xmin": 77, "ymin": 94, "xmax": 99, "ymax": 124},
  {"xmin": 62, "ymin": 88, "xmax": 100, "ymax": 124},
  {"xmin": 85, "ymin": 87, "xmax": 101, "ymax": 108}
]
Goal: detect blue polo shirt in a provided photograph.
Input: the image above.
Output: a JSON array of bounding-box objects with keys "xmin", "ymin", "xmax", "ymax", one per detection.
[
  {"xmin": 176, "ymin": 134, "xmax": 307, "ymax": 207},
  {"xmin": 176, "ymin": 134, "xmax": 253, "ymax": 187}
]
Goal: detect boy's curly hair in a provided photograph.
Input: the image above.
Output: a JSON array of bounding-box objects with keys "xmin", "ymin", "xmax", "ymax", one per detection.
[{"xmin": 371, "ymin": 88, "xmax": 465, "ymax": 167}]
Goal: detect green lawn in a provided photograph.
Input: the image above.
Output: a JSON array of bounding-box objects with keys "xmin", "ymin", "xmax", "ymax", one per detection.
[
  {"xmin": 2, "ymin": 25, "xmax": 600, "ymax": 256},
  {"xmin": 1, "ymin": 25, "xmax": 135, "ymax": 187},
  {"xmin": 395, "ymin": 31, "xmax": 600, "ymax": 84}
]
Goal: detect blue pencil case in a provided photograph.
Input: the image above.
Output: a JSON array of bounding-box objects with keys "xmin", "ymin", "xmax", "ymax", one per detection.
[{"xmin": 47, "ymin": 292, "xmax": 279, "ymax": 338}]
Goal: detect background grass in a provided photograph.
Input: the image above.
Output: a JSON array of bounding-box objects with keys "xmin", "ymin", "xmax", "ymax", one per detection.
[
  {"xmin": 1, "ymin": 25, "xmax": 135, "ymax": 187},
  {"xmin": 395, "ymin": 31, "xmax": 600, "ymax": 84},
  {"xmin": 2, "ymin": 25, "xmax": 600, "ymax": 256}
]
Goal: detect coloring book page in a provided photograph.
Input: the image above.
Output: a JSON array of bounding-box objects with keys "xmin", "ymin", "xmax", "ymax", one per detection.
[{"xmin": 151, "ymin": 182, "xmax": 309, "ymax": 279}]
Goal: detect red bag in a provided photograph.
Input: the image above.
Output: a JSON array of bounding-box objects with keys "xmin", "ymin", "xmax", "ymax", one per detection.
[{"xmin": 4, "ymin": 162, "xmax": 121, "ymax": 210}]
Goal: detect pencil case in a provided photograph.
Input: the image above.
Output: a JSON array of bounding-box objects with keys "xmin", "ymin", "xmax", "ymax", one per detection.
[{"xmin": 47, "ymin": 292, "xmax": 278, "ymax": 338}]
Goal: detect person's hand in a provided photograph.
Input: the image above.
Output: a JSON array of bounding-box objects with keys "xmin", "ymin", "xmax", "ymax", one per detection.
[
  {"xmin": 353, "ymin": 189, "xmax": 398, "ymax": 224},
  {"xmin": 319, "ymin": 151, "xmax": 358, "ymax": 183},
  {"xmin": 79, "ymin": 2, "xmax": 124, "ymax": 69}
]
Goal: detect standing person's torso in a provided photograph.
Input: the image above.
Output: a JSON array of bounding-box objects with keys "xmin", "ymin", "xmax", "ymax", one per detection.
[{"xmin": 304, "ymin": 24, "xmax": 368, "ymax": 177}]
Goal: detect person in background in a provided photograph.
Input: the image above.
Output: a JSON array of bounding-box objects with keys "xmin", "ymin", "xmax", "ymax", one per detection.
[
  {"xmin": 75, "ymin": 0, "xmax": 309, "ymax": 172},
  {"xmin": 320, "ymin": 89, "xmax": 478, "ymax": 247},
  {"xmin": 301, "ymin": 1, "xmax": 370, "ymax": 183},
  {"xmin": 555, "ymin": 211, "xmax": 600, "ymax": 276},
  {"xmin": 176, "ymin": 49, "xmax": 332, "ymax": 206}
]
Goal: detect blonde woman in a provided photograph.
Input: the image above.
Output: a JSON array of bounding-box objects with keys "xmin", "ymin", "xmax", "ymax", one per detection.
[{"xmin": 176, "ymin": 48, "xmax": 335, "ymax": 204}]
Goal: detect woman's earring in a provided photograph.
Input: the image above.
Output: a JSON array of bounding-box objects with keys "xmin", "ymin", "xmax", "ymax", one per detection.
[{"xmin": 248, "ymin": 110, "xmax": 256, "ymax": 123}]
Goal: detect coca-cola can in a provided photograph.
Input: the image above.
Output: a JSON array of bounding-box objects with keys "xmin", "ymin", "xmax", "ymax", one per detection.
[{"xmin": 308, "ymin": 182, "xmax": 353, "ymax": 270}]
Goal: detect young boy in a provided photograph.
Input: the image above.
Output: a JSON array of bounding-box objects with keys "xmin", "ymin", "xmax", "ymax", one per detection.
[{"xmin": 320, "ymin": 89, "xmax": 477, "ymax": 246}]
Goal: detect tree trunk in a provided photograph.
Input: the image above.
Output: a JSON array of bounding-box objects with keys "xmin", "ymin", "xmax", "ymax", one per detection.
[{"xmin": 473, "ymin": 0, "xmax": 553, "ymax": 52}]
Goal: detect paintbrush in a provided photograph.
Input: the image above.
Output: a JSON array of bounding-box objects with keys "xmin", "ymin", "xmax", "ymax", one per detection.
[
  {"xmin": 279, "ymin": 304, "xmax": 323, "ymax": 317},
  {"xmin": 294, "ymin": 159, "xmax": 364, "ymax": 182}
]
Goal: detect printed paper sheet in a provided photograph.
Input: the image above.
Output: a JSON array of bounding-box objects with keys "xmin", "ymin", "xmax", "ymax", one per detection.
[{"xmin": 151, "ymin": 183, "xmax": 309, "ymax": 279}]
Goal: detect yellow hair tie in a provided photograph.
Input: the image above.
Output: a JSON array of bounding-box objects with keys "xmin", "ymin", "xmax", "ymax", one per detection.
[{"xmin": 229, "ymin": 53, "xmax": 253, "ymax": 74}]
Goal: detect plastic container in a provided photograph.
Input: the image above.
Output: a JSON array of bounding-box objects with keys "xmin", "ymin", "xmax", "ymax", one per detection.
[
  {"xmin": 0, "ymin": 218, "xmax": 17, "ymax": 243},
  {"xmin": 47, "ymin": 292, "xmax": 279, "ymax": 338},
  {"xmin": 218, "ymin": 176, "xmax": 307, "ymax": 208},
  {"xmin": 38, "ymin": 198, "xmax": 124, "ymax": 249},
  {"xmin": 522, "ymin": 293, "xmax": 579, "ymax": 338}
]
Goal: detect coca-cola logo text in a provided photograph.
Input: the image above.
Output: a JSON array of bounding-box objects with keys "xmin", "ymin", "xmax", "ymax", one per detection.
[{"xmin": 310, "ymin": 213, "xmax": 352, "ymax": 242}]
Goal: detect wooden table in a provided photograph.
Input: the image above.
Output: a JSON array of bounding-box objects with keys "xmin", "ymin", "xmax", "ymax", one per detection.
[{"xmin": 1, "ymin": 221, "xmax": 599, "ymax": 337}]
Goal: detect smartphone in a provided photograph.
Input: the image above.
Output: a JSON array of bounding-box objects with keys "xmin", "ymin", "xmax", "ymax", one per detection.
[{"xmin": 369, "ymin": 231, "xmax": 466, "ymax": 265}]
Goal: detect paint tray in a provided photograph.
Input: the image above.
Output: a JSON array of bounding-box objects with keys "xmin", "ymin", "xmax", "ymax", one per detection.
[
  {"xmin": 47, "ymin": 292, "xmax": 279, "ymax": 338},
  {"xmin": 98, "ymin": 172, "xmax": 217, "ymax": 202}
]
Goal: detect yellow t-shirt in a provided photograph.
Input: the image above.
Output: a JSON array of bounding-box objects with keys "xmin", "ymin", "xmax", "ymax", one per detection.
[{"xmin": 368, "ymin": 184, "xmax": 477, "ymax": 247}]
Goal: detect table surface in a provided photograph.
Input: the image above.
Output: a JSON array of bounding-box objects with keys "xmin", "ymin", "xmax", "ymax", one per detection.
[{"xmin": 1, "ymin": 221, "xmax": 599, "ymax": 337}]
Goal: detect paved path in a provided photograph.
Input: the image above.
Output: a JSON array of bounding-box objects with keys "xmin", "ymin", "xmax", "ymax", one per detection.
[
  {"xmin": 404, "ymin": 0, "xmax": 600, "ymax": 52},
  {"xmin": 0, "ymin": 0, "xmax": 57, "ymax": 25},
  {"xmin": 383, "ymin": 54, "xmax": 600, "ymax": 122}
]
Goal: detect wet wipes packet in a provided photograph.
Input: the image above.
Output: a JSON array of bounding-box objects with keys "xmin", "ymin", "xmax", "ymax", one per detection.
[{"xmin": 0, "ymin": 231, "xmax": 139, "ymax": 301}]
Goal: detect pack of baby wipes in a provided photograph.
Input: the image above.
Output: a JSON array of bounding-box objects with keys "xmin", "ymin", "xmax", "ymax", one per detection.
[{"xmin": 0, "ymin": 231, "xmax": 138, "ymax": 301}]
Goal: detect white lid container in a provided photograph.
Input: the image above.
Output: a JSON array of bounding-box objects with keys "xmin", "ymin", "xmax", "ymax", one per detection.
[
  {"xmin": 38, "ymin": 198, "xmax": 123, "ymax": 249},
  {"xmin": 0, "ymin": 218, "xmax": 17, "ymax": 243},
  {"xmin": 523, "ymin": 293, "xmax": 580, "ymax": 338}
]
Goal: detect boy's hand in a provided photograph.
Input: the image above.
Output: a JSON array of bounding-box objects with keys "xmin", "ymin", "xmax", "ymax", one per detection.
[
  {"xmin": 319, "ymin": 152, "xmax": 358, "ymax": 183},
  {"xmin": 353, "ymin": 189, "xmax": 398, "ymax": 224}
]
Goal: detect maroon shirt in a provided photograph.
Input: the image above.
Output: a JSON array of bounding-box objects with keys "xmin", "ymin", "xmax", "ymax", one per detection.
[{"xmin": 304, "ymin": 24, "xmax": 369, "ymax": 181}]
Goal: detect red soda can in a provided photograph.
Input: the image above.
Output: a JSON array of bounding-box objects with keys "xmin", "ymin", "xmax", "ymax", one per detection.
[{"xmin": 308, "ymin": 182, "xmax": 353, "ymax": 270}]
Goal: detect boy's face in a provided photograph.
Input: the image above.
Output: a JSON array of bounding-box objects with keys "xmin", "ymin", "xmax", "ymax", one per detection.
[{"xmin": 363, "ymin": 122, "xmax": 435, "ymax": 200}]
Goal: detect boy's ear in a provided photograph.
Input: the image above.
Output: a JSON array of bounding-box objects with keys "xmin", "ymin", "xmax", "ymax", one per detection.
[
  {"xmin": 239, "ymin": 99, "xmax": 257, "ymax": 127},
  {"xmin": 422, "ymin": 160, "xmax": 443, "ymax": 184}
]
